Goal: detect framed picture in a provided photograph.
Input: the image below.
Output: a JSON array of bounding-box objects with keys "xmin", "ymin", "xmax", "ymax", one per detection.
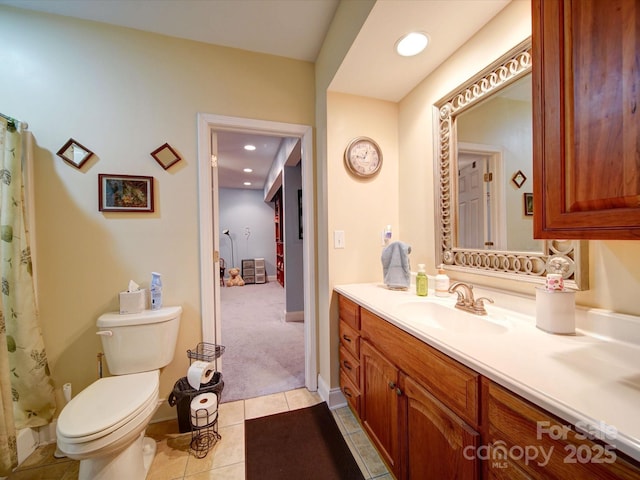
[
  {"xmin": 98, "ymin": 174, "xmax": 154, "ymax": 212},
  {"xmin": 56, "ymin": 138, "xmax": 94, "ymax": 169},
  {"xmin": 150, "ymin": 143, "xmax": 181, "ymax": 170},
  {"xmin": 524, "ymin": 192, "xmax": 533, "ymax": 216}
]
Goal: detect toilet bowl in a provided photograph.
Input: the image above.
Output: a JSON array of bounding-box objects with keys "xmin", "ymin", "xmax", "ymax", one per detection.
[
  {"xmin": 57, "ymin": 371, "xmax": 160, "ymax": 480},
  {"xmin": 56, "ymin": 306, "xmax": 182, "ymax": 480}
]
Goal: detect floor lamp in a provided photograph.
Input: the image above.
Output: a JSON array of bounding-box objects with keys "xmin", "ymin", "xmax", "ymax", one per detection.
[{"xmin": 223, "ymin": 229, "xmax": 235, "ymax": 267}]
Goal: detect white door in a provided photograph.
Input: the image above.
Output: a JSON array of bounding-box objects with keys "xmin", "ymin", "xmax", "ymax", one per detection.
[{"xmin": 458, "ymin": 156, "xmax": 485, "ymax": 249}]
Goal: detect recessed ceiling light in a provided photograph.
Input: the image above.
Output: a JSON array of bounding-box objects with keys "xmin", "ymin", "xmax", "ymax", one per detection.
[
  {"xmin": 243, "ymin": 182, "xmax": 252, "ymax": 186},
  {"xmin": 243, "ymin": 168, "xmax": 253, "ymax": 173},
  {"xmin": 395, "ymin": 32, "xmax": 429, "ymax": 57},
  {"xmin": 244, "ymin": 144, "xmax": 256, "ymax": 151}
]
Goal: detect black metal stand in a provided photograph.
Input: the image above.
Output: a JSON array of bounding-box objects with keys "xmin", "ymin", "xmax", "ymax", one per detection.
[{"xmin": 186, "ymin": 342, "xmax": 225, "ymax": 458}]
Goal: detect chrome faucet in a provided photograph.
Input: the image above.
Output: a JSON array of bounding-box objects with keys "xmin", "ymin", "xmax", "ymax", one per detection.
[{"xmin": 448, "ymin": 281, "xmax": 494, "ymax": 315}]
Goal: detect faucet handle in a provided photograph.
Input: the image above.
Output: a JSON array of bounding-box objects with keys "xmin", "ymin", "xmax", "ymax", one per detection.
[
  {"xmin": 475, "ymin": 297, "xmax": 494, "ymax": 305},
  {"xmin": 471, "ymin": 296, "xmax": 493, "ymax": 315}
]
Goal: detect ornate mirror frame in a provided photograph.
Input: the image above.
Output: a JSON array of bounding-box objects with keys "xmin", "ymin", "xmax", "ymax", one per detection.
[{"xmin": 434, "ymin": 38, "xmax": 588, "ymax": 290}]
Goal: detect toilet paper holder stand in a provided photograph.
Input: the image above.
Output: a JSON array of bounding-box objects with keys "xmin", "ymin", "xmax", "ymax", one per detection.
[{"xmin": 186, "ymin": 342, "xmax": 225, "ymax": 458}]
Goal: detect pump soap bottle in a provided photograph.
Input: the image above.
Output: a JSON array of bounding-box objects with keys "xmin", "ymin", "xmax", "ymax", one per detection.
[
  {"xmin": 435, "ymin": 264, "xmax": 450, "ymax": 297},
  {"xmin": 416, "ymin": 264, "xmax": 428, "ymax": 297},
  {"xmin": 150, "ymin": 272, "xmax": 163, "ymax": 310}
]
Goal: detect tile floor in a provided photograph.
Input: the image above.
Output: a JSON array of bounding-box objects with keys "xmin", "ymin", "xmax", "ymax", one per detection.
[{"xmin": 8, "ymin": 388, "xmax": 391, "ymax": 480}]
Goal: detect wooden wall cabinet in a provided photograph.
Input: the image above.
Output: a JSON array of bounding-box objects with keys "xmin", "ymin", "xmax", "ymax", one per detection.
[{"xmin": 532, "ymin": 0, "xmax": 640, "ymax": 239}]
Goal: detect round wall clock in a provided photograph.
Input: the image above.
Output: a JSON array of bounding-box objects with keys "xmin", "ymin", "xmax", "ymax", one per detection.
[{"xmin": 344, "ymin": 136, "xmax": 382, "ymax": 178}]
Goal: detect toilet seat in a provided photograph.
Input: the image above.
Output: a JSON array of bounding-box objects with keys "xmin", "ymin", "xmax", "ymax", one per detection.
[{"xmin": 57, "ymin": 370, "xmax": 159, "ymax": 454}]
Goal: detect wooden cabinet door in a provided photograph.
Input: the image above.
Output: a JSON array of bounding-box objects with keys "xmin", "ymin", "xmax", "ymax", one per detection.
[
  {"xmin": 401, "ymin": 374, "xmax": 479, "ymax": 480},
  {"xmin": 361, "ymin": 340, "xmax": 401, "ymax": 476},
  {"xmin": 484, "ymin": 379, "xmax": 640, "ymax": 479},
  {"xmin": 532, "ymin": 0, "xmax": 640, "ymax": 239}
]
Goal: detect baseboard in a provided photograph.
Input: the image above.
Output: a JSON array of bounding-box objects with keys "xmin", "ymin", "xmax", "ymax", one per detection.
[
  {"xmin": 285, "ymin": 310, "xmax": 304, "ymax": 322},
  {"xmin": 317, "ymin": 374, "xmax": 347, "ymax": 409}
]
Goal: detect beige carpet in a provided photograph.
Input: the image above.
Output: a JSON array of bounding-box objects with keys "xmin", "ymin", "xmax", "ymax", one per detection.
[{"xmin": 219, "ymin": 281, "xmax": 305, "ymax": 402}]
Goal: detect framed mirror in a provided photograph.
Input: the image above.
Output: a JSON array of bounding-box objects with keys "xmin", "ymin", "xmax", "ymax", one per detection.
[
  {"xmin": 56, "ymin": 138, "xmax": 94, "ymax": 169},
  {"xmin": 434, "ymin": 38, "xmax": 588, "ymax": 290},
  {"xmin": 151, "ymin": 143, "xmax": 181, "ymax": 170}
]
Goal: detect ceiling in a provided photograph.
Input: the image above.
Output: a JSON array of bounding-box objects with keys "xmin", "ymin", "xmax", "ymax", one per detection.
[{"xmin": 1, "ymin": 0, "xmax": 512, "ymax": 189}]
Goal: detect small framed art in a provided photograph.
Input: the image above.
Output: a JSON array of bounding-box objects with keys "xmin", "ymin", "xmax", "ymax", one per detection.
[
  {"xmin": 98, "ymin": 174, "xmax": 154, "ymax": 212},
  {"xmin": 151, "ymin": 143, "xmax": 181, "ymax": 170},
  {"xmin": 57, "ymin": 138, "xmax": 94, "ymax": 169},
  {"xmin": 524, "ymin": 192, "xmax": 533, "ymax": 216}
]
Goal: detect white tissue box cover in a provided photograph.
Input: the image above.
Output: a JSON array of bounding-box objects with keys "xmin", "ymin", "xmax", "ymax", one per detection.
[{"xmin": 119, "ymin": 289, "xmax": 146, "ymax": 314}]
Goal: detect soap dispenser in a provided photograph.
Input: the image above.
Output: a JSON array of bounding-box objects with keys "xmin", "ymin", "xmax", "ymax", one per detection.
[
  {"xmin": 416, "ymin": 264, "xmax": 428, "ymax": 297},
  {"xmin": 435, "ymin": 264, "xmax": 450, "ymax": 297},
  {"xmin": 150, "ymin": 272, "xmax": 163, "ymax": 310}
]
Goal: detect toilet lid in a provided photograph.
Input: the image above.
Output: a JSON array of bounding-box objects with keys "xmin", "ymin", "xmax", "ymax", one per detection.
[{"xmin": 57, "ymin": 370, "xmax": 159, "ymax": 442}]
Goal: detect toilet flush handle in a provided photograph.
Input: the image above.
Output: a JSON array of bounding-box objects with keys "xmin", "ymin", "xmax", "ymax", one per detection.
[{"xmin": 96, "ymin": 330, "xmax": 113, "ymax": 336}]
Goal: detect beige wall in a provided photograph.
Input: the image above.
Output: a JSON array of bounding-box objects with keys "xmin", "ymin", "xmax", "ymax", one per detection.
[
  {"xmin": 314, "ymin": 0, "xmax": 375, "ymax": 395},
  {"xmin": 0, "ymin": 6, "xmax": 315, "ymax": 419},
  {"xmin": 398, "ymin": 0, "xmax": 640, "ymax": 317}
]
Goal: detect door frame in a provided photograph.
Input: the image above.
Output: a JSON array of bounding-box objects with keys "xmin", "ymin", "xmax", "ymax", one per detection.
[{"xmin": 197, "ymin": 113, "xmax": 317, "ymax": 392}]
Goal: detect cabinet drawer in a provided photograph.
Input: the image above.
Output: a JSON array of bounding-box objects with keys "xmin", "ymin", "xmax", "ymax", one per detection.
[
  {"xmin": 339, "ymin": 320, "xmax": 360, "ymax": 359},
  {"xmin": 339, "ymin": 344, "xmax": 360, "ymax": 387},
  {"xmin": 361, "ymin": 308, "xmax": 479, "ymax": 428},
  {"xmin": 339, "ymin": 295, "xmax": 360, "ymax": 330},
  {"xmin": 484, "ymin": 379, "xmax": 640, "ymax": 479},
  {"xmin": 340, "ymin": 368, "xmax": 360, "ymax": 414},
  {"xmin": 242, "ymin": 259, "xmax": 255, "ymax": 269}
]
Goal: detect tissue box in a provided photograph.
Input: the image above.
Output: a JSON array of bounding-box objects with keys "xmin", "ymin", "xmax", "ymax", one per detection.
[{"xmin": 119, "ymin": 289, "xmax": 146, "ymax": 315}]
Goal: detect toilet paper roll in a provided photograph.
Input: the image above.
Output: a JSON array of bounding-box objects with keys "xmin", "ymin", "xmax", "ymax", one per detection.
[
  {"xmin": 190, "ymin": 392, "xmax": 218, "ymax": 428},
  {"xmin": 63, "ymin": 383, "xmax": 72, "ymax": 404},
  {"xmin": 187, "ymin": 361, "xmax": 216, "ymax": 390}
]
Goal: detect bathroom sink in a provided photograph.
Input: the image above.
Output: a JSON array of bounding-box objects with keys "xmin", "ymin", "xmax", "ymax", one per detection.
[{"xmin": 395, "ymin": 301, "xmax": 509, "ymax": 334}]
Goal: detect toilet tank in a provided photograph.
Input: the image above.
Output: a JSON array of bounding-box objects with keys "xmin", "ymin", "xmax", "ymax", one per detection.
[{"xmin": 97, "ymin": 306, "xmax": 182, "ymax": 375}]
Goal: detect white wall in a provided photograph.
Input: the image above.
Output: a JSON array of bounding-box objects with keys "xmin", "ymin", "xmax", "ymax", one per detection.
[
  {"xmin": 284, "ymin": 164, "xmax": 304, "ymax": 314},
  {"xmin": 218, "ymin": 188, "xmax": 276, "ymax": 275}
]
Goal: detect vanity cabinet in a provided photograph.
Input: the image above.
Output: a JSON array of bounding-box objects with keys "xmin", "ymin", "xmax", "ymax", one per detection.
[
  {"xmin": 482, "ymin": 379, "xmax": 640, "ymax": 479},
  {"xmin": 532, "ymin": 0, "xmax": 640, "ymax": 239},
  {"xmin": 339, "ymin": 295, "xmax": 361, "ymax": 414},
  {"xmin": 337, "ymin": 293, "xmax": 640, "ymax": 479},
  {"xmin": 358, "ymin": 305, "xmax": 480, "ymax": 479}
]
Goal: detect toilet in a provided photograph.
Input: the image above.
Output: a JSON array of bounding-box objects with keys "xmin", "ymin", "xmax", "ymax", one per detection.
[{"xmin": 56, "ymin": 306, "xmax": 182, "ymax": 480}]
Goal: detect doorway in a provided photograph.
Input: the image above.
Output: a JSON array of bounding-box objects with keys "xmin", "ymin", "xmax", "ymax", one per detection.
[
  {"xmin": 196, "ymin": 113, "xmax": 317, "ymax": 396},
  {"xmin": 457, "ymin": 142, "xmax": 506, "ymax": 251}
]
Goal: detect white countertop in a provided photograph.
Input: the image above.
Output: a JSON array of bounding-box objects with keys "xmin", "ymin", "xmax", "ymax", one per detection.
[{"xmin": 334, "ymin": 282, "xmax": 640, "ymax": 462}]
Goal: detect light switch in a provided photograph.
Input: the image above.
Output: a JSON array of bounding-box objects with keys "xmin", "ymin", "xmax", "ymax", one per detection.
[{"xmin": 334, "ymin": 230, "xmax": 345, "ymax": 249}]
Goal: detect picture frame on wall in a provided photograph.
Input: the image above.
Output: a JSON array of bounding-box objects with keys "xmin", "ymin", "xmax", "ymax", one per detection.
[
  {"xmin": 98, "ymin": 174, "xmax": 154, "ymax": 212},
  {"xmin": 524, "ymin": 192, "xmax": 533, "ymax": 216}
]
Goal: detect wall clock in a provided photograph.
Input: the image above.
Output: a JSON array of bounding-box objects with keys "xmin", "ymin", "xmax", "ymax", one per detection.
[{"xmin": 344, "ymin": 136, "xmax": 382, "ymax": 178}]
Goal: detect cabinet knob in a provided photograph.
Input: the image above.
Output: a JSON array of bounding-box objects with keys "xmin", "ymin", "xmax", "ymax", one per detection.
[
  {"xmin": 395, "ymin": 388, "xmax": 402, "ymax": 396},
  {"xmin": 343, "ymin": 360, "xmax": 352, "ymax": 370},
  {"xmin": 342, "ymin": 334, "xmax": 352, "ymax": 343},
  {"xmin": 388, "ymin": 381, "xmax": 396, "ymax": 389}
]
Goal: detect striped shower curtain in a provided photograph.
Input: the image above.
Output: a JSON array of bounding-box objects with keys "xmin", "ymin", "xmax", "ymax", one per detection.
[{"xmin": 0, "ymin": 117, "xmax": 55, "ymax": 476}]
